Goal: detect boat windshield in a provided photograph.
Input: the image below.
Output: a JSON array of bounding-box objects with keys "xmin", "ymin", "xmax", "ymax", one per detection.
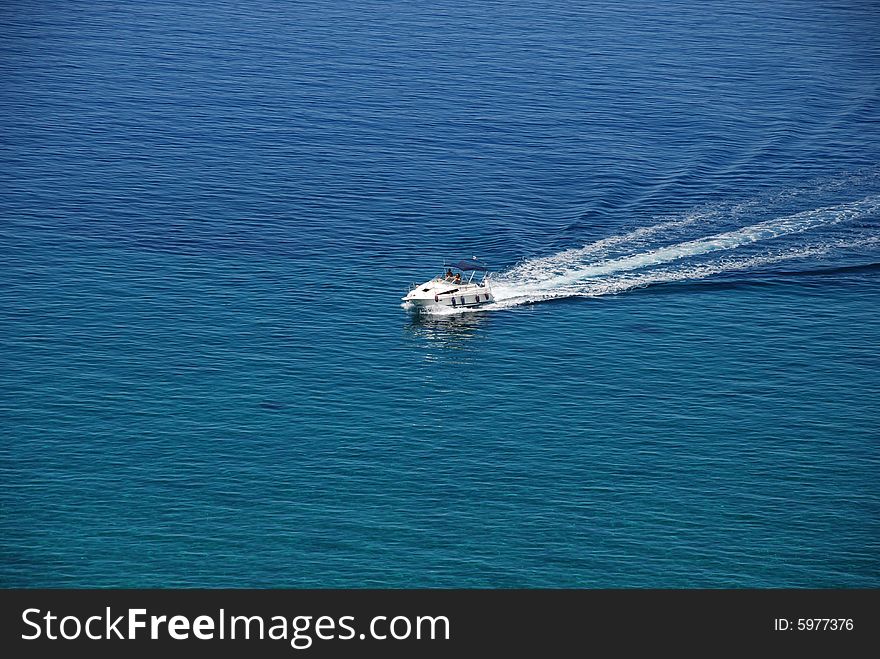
[{"xmin": 440, "ymin": 264, "xmax": 490, "ymax": 285}]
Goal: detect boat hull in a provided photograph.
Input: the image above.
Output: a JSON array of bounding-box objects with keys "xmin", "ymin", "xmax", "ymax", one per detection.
[{"xmin": 402, "ymin": 277, "xmax": 494, "ymax": 310}]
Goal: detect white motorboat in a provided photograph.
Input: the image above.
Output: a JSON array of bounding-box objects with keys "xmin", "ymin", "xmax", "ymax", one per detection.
[{"xmin": 402, "ymin": 259, "xmax": 494, "ymax": 310}]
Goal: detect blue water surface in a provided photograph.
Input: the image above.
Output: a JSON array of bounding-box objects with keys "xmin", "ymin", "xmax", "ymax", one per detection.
[{"xmin": 1, "ymin": 0, "xmax": 879, "ymax": 587}]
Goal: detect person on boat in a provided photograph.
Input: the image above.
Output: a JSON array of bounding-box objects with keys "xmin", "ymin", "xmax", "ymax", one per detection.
[
  {"xmin": 446, "ymin": 268, "xmax": 454, "ymax": 281},
  {"xmin": 454, "ymin": 272, "xmax": 461, "ymax": 283}
]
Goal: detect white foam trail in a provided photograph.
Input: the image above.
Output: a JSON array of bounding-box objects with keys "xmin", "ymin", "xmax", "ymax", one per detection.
[
  {"xmin": 500, "ymin": 197, "xmax": 879, "ymax": 288},
  {"xmin": 504, "ymin": 216, "xmax": 715, "ymax": 285},
  {"xmin": 490, "ymin": 246, "xmax": 831, "ymax": 308},
  {"xmin": 501, "ymin": 196, "xmax": 783, "ymax": 282},
  {"xmin": 508, "ymin": 211, "xmax": 709, "ymax": 280}
]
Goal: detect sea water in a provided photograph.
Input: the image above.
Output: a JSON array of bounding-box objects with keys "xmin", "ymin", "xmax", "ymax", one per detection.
[{"xmin": 1, "ymin": 0, "xmax": 878, "ymax": 587}]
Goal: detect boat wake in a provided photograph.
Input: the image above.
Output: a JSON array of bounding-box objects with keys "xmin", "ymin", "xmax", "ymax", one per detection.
[{"xmin": 428, "ymin": 192, "xmax": 880, "ymax": 314}]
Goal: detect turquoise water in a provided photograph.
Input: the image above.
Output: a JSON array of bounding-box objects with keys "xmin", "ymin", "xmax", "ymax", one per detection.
[{"xmin": 1, "ymin": 0, "xmax": 879, "ymax": 587}]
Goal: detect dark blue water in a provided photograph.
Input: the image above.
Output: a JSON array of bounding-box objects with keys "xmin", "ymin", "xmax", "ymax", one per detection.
[{"xmin": 2, "ymin": 0, "xmax": 879, "ymax": 587}]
